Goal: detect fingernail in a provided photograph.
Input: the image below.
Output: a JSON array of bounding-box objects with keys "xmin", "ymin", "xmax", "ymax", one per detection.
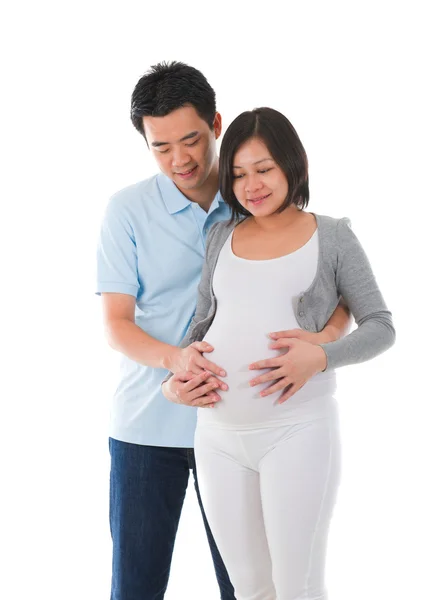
[
  {"xmin": 220, "ymin": 370, "xmax": 226, "ymax": 376},
  {"xmin": 221, "ymin": 384, "xmax": 228, "ymax": 390}
]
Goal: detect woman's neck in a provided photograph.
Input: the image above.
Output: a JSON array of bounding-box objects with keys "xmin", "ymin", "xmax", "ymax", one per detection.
[{"xmin": 251, "ymin": 206, "xmax": 308, "ymax": 233}]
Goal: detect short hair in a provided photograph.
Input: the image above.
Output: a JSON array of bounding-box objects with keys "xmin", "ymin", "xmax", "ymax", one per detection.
[
  {"xmin": 130, "ymin": 61, "xmax": 216, "ymax": 136},
  {"xmin": 219, "ymin": 107, "xmax": 309, "ymax": 222}
]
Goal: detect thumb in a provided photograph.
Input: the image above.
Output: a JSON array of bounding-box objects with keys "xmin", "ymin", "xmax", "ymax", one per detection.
[
  {"xmin": 270, "ymin": 337, "xmax": 295, "ymax": 349},
  {"xmin": 270, "ymin": 329, "xmax": 303, "ymax": 340},
  {"xmin": 191, "ymin": 341, "xmax": 214, "ymax": 353}
]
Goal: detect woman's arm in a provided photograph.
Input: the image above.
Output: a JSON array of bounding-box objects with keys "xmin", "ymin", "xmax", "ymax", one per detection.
[
  {"xmin": 162, "ymin": 223, "xmax": 223, "ymax": 390},
  {"xmin": 176, "ymin": 222, "xmax": 219, "ymax": 349},
  {"xmin": 248, "ymin": 221, "xmax": 394, "ymax": 402},
  {"xmin": 319, "ymin": 218, "xmax": 395, "ymax": 369}
]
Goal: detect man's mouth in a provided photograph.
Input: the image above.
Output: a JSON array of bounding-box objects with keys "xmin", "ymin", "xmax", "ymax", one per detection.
[{"xmin": 175, "ymin": 166, "xmax": 198, "ymax": 179}]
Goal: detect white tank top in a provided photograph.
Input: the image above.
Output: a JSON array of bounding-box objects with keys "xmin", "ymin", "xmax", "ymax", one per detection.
[{"xmin": 198, "ymin": 229, "xmax": 336, "ymax": 428}]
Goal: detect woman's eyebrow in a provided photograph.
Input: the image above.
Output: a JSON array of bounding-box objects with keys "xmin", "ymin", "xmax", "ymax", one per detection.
[{"xmin": 233, "ymin": 158, "xmax": 274, "ymax": 168}]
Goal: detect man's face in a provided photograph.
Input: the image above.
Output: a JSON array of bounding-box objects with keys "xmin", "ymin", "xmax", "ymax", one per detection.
[{"xmin": 142, "ymin": 105, "xmax": 221, "ymax": 192}]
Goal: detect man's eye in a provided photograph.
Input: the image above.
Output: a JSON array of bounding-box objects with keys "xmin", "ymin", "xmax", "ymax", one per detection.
[
  {"xmin": 186, "ymin": 139, "xmax": 199, "ymax": 147},
  {"xmin": 157, "ymin": 149, "xmax": 169, "ymax": 154}
]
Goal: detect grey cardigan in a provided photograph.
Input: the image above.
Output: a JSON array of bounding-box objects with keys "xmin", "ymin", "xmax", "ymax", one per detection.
[{"xmin": 175, "ymin": 214, "xmax": 395, "ymax": 371}]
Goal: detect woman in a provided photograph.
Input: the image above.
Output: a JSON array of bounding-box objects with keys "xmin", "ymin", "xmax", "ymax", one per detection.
[{"xmin": 163, "ymin": 107, "xmax": 395, "ymax": 600}]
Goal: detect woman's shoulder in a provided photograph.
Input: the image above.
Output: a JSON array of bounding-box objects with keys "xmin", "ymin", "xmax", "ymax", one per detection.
[
  {"xmin": 313, "ymin": 213, "xmax": 353, "ymax": 244},
  {"xmin": 205, "ymin": 219, "xmax": 237, "ymax": 258},
  {"xmin": 313, "ymin": 213, "xmax": 351, "ymax": 229},
  {"xmin": 207, "ymin": 219, "xmax": 237, "ymax": 242}
]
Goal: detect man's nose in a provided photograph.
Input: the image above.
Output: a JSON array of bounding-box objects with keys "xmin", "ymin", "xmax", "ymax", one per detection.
[{"xmin": 172, "ymin": 147, "xmax": 191, "ymax": 168}]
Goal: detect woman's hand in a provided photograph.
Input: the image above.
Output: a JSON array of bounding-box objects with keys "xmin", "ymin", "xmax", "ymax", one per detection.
[
  {"xmin": 248, "ymin": 338, "xmax": 328, "ymax": 404},
  {"xmin": 162, "ymin": 370, "xmax": 223, "ymax": 408}
]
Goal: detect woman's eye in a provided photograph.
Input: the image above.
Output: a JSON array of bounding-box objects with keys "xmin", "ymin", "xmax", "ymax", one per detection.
[
  {"xmin": 258, "ymin": 168, "xmax": 272, "ymax": 174},
  {"xmin": 232, "ymin": 174, "xmax": 244, "ymax": 179}
]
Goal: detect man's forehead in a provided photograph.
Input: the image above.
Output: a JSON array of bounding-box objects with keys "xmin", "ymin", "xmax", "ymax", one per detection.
[{"xmin": 142, "ymin": 106, "xmax": 206, "ymax": 141}]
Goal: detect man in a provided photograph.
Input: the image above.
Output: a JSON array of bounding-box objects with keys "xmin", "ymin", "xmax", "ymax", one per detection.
[{"xmin": 96, "ymin": 61, "xmax": 350, "ymax": 600}]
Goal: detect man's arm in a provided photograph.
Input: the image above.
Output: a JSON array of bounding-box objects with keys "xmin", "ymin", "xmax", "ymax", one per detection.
[
  {"xmin": 269, "ymin": 298, "xmax": 352, "ymax": 344},
  {"xmin": 101, "ymin": 292, "xmax": 226, "ymax": 378},
  {"xmin": 318, "ymin": 298, "xmax": 352, "ymax": 342}
]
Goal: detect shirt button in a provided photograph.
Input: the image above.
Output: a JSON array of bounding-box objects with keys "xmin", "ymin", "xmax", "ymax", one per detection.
[
  {"xmin": 299, "ymin": 296, "xmax": 304, "ymax": 302},
  {"xmin": 299, "ymin": 311, "xmax": 304, "ymax": 317}
]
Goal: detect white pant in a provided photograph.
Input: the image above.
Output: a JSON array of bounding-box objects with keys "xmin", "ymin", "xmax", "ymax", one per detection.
[{"xmin": 194, "ymin": 398, "xmax": 341, "ymax": 600}]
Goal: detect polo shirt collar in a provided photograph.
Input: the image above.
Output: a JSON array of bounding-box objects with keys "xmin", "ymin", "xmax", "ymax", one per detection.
[
  {"xmin": 209, "ymin": 190, "xmax": 225, "ymax": 213},
  {"xmin": 157, "ymin": 173, "xmax": 224, "ymax": 215},
  {"xmin": 157, "ymin": 173, "xmax": 191, "ymax": 214}
]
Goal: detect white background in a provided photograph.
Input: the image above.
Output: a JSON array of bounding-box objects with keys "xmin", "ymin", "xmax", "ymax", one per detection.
[{"xmin": 1, "ymin": 1, "xmax": 437, "ymax": 599}]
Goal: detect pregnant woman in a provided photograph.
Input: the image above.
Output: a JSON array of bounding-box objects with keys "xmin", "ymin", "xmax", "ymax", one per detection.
[{"xmin": 163, "ymin": 107, "xmax": 395, "ymax": 600}]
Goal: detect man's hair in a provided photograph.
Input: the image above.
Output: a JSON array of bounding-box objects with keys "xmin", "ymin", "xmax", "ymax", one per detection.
[
  {"xmin": 219, "ymin": 107, "xmax": 309, "ymax": 222},
  {"xmin": 130, "ymin": 61, "xmax": 216, "ymax": 136}
]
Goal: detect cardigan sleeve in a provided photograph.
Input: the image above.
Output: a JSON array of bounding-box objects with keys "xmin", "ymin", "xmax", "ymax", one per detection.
[
  {"xmin": 162, "ymin": 222, "xmax": 219, "ymax": 382},
  {"xmin": 319, "ymin": 218, "xmax": 395, "ymax": 369}
]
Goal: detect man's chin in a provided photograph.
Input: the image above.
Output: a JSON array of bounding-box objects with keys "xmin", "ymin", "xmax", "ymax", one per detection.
[{"xmin": 173, "ymin": 173, "xmax": 203, "ymax": 190}]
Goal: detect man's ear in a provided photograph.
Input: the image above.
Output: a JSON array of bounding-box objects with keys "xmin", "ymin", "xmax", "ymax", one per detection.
[{"xmin": 213, "ymin": 112, "xmax": 222, "ymax": 139}]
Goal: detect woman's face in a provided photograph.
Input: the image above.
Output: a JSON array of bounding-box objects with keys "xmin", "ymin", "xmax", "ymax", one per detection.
[{"xmin": 232, "ymin": 137, "xmax": 289, "ymax": 217}]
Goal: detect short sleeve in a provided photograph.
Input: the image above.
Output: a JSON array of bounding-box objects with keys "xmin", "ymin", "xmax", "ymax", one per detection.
[{"xmin": 96, "ymin": 197, "xmax": 140, "ymax": 297}]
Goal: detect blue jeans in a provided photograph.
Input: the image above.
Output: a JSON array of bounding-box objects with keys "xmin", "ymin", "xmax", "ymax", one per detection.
[{"xmin": 109, "ymin": 438, "xmax": 236, "ymax": 600}]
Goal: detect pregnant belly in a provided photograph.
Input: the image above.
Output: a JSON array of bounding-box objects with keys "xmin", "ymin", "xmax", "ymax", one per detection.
[{"xmin": 201, "ymin": 328, "xmax": 336, "ymax": 427}]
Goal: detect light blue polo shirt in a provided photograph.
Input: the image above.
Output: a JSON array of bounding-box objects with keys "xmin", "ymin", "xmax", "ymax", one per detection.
[{"xmin": 96, "ymin": 173, "xmax": 231, "ymax": 447}]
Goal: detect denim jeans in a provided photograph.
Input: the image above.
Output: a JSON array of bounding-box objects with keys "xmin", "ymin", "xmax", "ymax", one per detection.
[{"xmin": 109, "ymin": 438, "xmax": 236, "ymax": 600}]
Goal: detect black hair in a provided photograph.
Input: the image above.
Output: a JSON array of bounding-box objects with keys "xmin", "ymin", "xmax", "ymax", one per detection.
[
  {"xmin": 219, "ymin": 107, "xmax": 309, "ymax": 222},
  {"xmin": 130, "ymin": 61, "xmax": 216, "ymax": 136}
]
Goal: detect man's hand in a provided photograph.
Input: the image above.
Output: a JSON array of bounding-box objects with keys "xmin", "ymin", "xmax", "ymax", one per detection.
[
  {"xmin": 164, "ymin": 341, "xmax": 228, "ymax": 391},
  {"xmin": 162, "ymin": 371, "xmax": 222, "ymax": 408},
  {"xmin": 249, "ymin": 338, "xmax": 327, "ymax": 404}
]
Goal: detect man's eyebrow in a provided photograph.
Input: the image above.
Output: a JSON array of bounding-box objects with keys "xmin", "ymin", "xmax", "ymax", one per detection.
[
  {"xmin": 233, "ymin": 158, "xmax": 274, "ymax": 168},
  {"xmin": 151, "ymin": 131, "xmax": 200, "ymax": 148},
  {"xmin": 180, "ymin": 131, "xmax": 199, "ymax": 142}
]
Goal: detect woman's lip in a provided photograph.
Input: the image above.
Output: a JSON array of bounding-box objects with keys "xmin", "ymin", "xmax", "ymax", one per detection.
[{"xmin": 248, "ymin": 193, "xmax": 271, "ymax": 204}]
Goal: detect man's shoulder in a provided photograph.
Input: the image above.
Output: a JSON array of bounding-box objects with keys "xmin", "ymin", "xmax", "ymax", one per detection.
[{"xmin": 108, "ymin": 174, "xmax": 160, "ymax": 212}]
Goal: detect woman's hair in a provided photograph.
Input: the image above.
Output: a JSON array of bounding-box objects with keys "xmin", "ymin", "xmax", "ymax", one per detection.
[
  {"xmin": 130, "ymin": 61, "xmax": 216, "ymax": 136},
  {"xmin": 219, "ymin": 107, "xmax": 309, "ymax": 221}
]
